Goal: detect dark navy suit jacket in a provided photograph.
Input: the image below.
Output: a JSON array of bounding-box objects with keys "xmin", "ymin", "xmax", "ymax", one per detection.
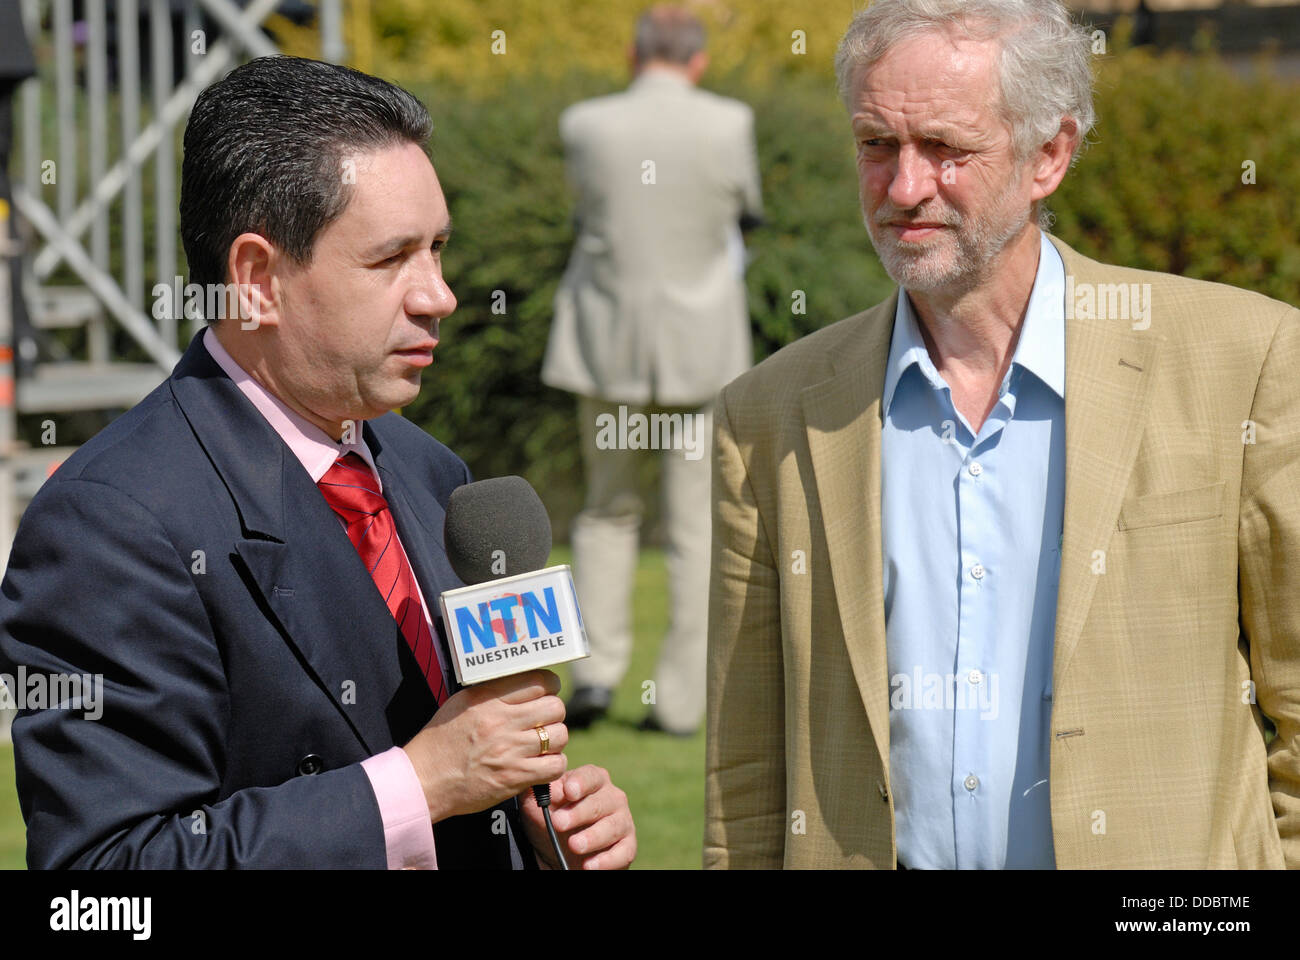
[{"xmin": 0, "ymin": 331, "xmax": 537, "ymax": 868}]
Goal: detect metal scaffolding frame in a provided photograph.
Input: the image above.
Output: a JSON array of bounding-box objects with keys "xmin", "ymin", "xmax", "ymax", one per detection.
[{"xmin": 1, "ymin": 0, "xmax": 346, "ymax": 743}]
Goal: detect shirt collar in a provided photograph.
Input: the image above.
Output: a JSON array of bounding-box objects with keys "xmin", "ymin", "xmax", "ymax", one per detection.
[
  {"xmin": 882, "ymin": 230, "xmax": 1066, "ymax": 412},
  {"xmin": 630, "ymin": 67, "xmax": 694, "ymax": 92},
  {"xmin": 201, "ymin": 326, "xmax": 379, "ymax": 487}
]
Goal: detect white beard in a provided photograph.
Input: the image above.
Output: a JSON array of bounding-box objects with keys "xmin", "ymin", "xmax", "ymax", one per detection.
[{"xmin": 864, "ymin": 168, "xmax": 1031, "ymax": 297}]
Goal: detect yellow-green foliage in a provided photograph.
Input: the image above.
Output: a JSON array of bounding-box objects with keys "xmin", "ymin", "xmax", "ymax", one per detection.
[
  {"xmin": 1052, "ymin": 36, "xmax": 1300, "ymax": 304},
  {"xmin": 275, "ymin": 0, "xmax": 861, "ymax": 91}
]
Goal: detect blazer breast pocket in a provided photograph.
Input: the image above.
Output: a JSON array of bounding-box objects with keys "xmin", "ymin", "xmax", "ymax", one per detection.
[{"xmin": 1116, "ymin": 480, "xmax": 1225, "ymax": 532}]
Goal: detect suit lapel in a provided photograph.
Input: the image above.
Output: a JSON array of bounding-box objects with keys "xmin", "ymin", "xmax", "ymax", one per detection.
[
  {"xmin": 1048, "ymin": 235, "xmax": 1163, "ymax": 691},
  {"xmin": 168, "ymin": 333, "xmax": 409, "ymax": 754},
  {"xmin": 367, "ymin": 420, "xmax": 466, "ymax": 699},
  {"xmin": 801, "ymin": 294, "xmax": 897, "ymax": 767}
]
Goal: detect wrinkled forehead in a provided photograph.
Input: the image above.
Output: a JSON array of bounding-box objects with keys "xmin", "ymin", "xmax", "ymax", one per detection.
[{"xmin": 849, "ymin": 30, "xmax": 1005, "ymax": 134}]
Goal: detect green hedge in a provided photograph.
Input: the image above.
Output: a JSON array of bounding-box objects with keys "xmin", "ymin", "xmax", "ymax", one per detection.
[{"xmin": 1048, "ymin": 43, "xmax": 1300, "ymax": 302}]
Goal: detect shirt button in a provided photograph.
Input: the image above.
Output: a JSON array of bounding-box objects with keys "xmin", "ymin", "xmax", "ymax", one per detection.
[
  {"xmin": 968, "ymin": 461, "xmax": 983, "ymax": 477},
  {"xmin": 968, "ymin": 669, "xmax": 983, "ymax": 685},
  {"xmin": 971, "ymin": 563, "xmax": 985, "ymax": 580},
  {"xmin": 964, "ymin": 774, "xmax": 980, "ymax": 791}
]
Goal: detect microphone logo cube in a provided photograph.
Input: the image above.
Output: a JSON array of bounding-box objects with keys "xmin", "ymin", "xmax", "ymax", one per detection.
[{"xmin": 439, "ymin": 565, "xmax": 590, "ymax": 685}]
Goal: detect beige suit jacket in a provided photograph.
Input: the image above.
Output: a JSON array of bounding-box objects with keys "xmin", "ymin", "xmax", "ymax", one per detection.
[
  {"xmin": 541, "ymin": 69, "xmax": 763, "ymax": 407},
  {"xmin": 706, "ymin": 233, "xmax": 1300, "ymax": 869}
]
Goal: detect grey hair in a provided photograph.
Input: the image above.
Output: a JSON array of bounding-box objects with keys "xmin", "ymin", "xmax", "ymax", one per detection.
[
  {"xmin": 834, "ymin": 0, "xmax": 1097, "ymax": 168},
  {"xmin": 634, "ymin": 5, "xmax": 706, "ymax": 65}
]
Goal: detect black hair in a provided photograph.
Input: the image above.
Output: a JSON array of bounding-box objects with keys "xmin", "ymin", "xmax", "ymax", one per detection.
[{"xmin": 180, "ymin": 55, "xmax": 433, "ymax": 299}]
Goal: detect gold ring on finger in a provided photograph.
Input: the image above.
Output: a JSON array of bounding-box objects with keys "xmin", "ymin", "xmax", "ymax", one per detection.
[{"xmin": 536, "ymin": 724, "xmax": 550, "ymax": 756}]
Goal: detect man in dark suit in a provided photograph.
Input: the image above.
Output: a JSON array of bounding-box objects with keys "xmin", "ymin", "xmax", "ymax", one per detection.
[{"xmin": 0, "ymin": 56, "xmax": 636, "ymax": 869}]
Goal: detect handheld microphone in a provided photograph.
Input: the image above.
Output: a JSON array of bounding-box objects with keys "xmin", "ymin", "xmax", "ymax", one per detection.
[
  {"xmin": 440, "ymin": 476, "xmax": 589, "ymax": 685},
  {"xmin": 440, "ymin": 476, "xmax": 590, "ymax": 869}
]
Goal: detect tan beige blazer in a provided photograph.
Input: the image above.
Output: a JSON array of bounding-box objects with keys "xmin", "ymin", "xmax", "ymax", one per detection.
[{"xmin": 706, "ymin": 233, "xmax": 1300, "ymax": 869}]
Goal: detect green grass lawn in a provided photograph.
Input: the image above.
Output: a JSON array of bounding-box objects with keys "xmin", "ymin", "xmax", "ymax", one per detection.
[
  {"xmin": 0, "ymin": 744, "xmax": 23, "ymax": 869},
  {"xmin": 0, "ymin": 546, "xmax": 703, "ymax": 870},
  {"xmin": 550, "ymin": 545, "xmax": 704, "ymax": 870}
]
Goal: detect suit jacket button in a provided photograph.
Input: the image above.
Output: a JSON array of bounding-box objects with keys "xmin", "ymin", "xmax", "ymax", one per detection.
[
  {"xmin": 297, "ymin": 754, "xmax": 324, "ymax": 776},
  {"xmin": 878, "ymin": 782, "xmax": 889, "ymax": 801}
]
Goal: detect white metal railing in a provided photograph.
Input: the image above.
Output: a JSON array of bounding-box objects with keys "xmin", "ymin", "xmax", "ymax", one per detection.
[
  {"xmin": 1, "ymin": 3, "xmax": 345, "ymax": 743},
  {"xmin": 18, "ymin": 0, "xmax": 295, "ymax": 368}
]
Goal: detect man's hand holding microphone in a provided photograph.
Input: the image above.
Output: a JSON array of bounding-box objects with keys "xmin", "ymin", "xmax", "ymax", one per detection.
[{"xmin": 403, "ymin": 477, "xmax": 636, "ymax": 869}]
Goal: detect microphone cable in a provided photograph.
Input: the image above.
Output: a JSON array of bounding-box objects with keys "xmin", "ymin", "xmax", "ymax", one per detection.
[{"xmin": 532, "ymin": 784, "xmax": 569, "ymax": 870}]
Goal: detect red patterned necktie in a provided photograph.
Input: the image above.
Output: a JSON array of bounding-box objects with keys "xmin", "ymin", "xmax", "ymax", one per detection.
[{"xmin": 317, "ymin": 452, "xmax": 446, "ymax": 705}]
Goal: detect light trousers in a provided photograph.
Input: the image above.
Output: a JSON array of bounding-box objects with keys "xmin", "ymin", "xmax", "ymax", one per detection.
[{"xmin": 569, "ymin": 396, "xmax": 713, "ymax": 733}]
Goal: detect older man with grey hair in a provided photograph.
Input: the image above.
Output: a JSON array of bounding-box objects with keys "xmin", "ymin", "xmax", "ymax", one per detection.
[
  {"xmin": 543, "ymin": 5, "xmax": 763, "ymax": 735},
  {"xmin": 706, "ymin": 0, "xmax": 1300, "ymax": 869}
]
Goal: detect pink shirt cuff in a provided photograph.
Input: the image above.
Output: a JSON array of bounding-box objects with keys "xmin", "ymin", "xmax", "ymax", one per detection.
[{"xmin": 361, "ymin": 747, "xmax": 438, "ymax": 869}]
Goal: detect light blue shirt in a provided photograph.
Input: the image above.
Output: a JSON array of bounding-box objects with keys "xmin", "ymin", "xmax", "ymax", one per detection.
[{"xmin": 882, "ymin": 231, "xmax": 1065, "ymax": 869}]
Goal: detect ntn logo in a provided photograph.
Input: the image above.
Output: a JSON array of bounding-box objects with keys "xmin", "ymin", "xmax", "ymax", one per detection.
[{"xmin": 454, "ymin": 587, "xmax": 562, "ymax": 652}]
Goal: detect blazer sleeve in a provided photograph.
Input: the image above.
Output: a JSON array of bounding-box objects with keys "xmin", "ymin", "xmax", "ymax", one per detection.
[
  {"xmin": 0, "ymin": 478, "xmax": 387, "ymax": 869},
  {"xmin": 1237, "ymin": 306, "xmax": 1300, "ymax": 870},
  {"xmin": 558, "ymin": 105, "xmax": 588, "ymax": 235},
  {"xmin": 704, "ymin": 388, "xmax": 786, "ymax": 868},
  {"xmin": 733, "ymin": 106, "xmax": 764, "ymax": 230}
]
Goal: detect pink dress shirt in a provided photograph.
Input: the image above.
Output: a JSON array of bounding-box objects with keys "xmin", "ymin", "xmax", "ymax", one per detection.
[{"xmin": 203, "ymin": 327, "xmax": 440, "ymax": 869}]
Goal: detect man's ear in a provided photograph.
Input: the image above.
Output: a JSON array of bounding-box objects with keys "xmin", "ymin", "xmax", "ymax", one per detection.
[
  {"xmin": 686, "ymin": 50, "xmax": 709, "ymax": 84},
  {"xmin": 1029, "ymin": 117, "xmax": 1079, "ymax": 207},
  {"xmin": 226, "ymin": 232, "xmax": 283, "ymax": 332}
]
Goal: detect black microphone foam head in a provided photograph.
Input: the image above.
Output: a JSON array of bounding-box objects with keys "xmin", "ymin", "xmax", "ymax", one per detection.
[{"xmin": 443, "ymin": 476, "xmax": 553, "ymax": 585}]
